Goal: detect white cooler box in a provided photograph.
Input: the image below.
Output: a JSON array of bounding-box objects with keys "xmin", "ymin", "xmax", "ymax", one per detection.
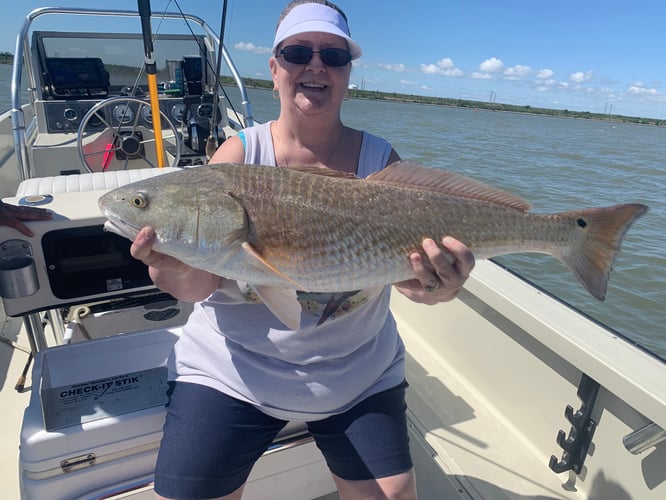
[
  {"xmin": 19, "ymin": 328, "xmax": 337, "ymax": 500},
  {"xmin": 19, "ymin": 328, "xmax": 179, "ymax": 500}
]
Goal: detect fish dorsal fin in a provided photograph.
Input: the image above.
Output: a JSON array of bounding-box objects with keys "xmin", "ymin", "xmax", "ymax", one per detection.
[
  {"xmin": 284, "ymin": 165, "xmax": 359, "ymax": 179},
  {"xmin": 368, "ymin": 161, "xmax": 532, "ymax": 211}
]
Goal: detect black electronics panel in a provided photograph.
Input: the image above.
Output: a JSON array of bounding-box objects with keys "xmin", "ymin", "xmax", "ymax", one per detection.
[
  {"xmin": 42, "ymin": 225, "xmax": 152, "ymax": 299},
  {"xmin": 44, "ymin": 57, "xmax": 110, "ymax": 98}
]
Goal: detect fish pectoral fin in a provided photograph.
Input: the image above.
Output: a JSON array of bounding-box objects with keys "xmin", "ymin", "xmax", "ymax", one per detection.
[
  {"xmin": 252, "ymin": 286, "xmax": 301, "ymax": 330},
  {"xmin": 368, "ymin": 161, "xmax": 532, "ymax": 212},
  {"xmin": 241, "ymin": 242, "xmax": 308, "ymax": 290}
]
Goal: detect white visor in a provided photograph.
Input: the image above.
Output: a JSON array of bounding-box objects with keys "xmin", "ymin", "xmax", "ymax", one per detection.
[{"xmin": 273, "ymin": 3, "xmax": 362, "ymax": 60}]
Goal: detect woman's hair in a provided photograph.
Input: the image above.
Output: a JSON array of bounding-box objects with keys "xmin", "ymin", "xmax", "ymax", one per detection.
[{"xmin": 276, "ymin": 0, "xmax": 349, "ymax": 30}]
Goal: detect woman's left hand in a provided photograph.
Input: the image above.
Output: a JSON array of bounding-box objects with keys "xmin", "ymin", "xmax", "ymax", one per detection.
[{"xmin": 393, "ymin": 237, "xmax": 475, "ymax": 304}]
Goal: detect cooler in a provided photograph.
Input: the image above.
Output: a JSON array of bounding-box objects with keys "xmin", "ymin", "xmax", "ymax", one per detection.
[
  {"xmin": 19, "ymin": 326, "xmax": 336, "ymax": 500},
  {"xmin": 19, "ymin": 328, "xmax": 179, "ymax": 500}
]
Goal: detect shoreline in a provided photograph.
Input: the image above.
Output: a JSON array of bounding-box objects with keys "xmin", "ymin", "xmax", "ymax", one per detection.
[{"xmin": 233, "ymin": 77, "xmax": 666, "ymax": 127}]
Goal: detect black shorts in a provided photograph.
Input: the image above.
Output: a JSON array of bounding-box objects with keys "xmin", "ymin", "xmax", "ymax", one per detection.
[{"xmin": 154, "ymin": 380, "xmax": 412, "ymax": 499}]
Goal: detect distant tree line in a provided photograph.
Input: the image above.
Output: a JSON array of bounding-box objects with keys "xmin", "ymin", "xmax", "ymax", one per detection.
[
  {"xmin": 0, "ymin": 52, "xmax": 13, "ymax": 64},
  {"xmin": 220, "ymin": 76, "xmax": 665, "ymax": 127}
]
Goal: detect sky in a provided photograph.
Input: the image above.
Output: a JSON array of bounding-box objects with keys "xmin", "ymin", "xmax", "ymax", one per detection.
[{"xmin": 2, "ymin": 0, "xmax": 666, "ymax": 119}]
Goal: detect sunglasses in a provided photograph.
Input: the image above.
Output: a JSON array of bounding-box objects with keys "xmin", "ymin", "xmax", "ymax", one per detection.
[{"xmin": 278, "ymin": 45, "xmax": 352, "ymax": 67}]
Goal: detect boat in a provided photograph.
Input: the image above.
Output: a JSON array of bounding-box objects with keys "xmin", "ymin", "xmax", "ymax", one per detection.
[{"xmin": 1, "ymin": 5, "xmax": 664, "ymax": 500}]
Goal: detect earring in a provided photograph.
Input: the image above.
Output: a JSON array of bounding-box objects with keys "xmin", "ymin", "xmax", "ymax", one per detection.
[{"xmin": 272, "ymin": 88, "xmax": 280, "ymax": 99}]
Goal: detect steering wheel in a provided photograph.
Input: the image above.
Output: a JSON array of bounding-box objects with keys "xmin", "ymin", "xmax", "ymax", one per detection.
[{"xmin": 77, "ymin": 96, "xmax": 181, "ymax": 172}]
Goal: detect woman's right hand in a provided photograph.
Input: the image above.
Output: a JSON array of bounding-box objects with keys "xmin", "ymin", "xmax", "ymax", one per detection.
[{"xmin": 130, "ymin": 227, "xmax": 222, "ymax": 302}]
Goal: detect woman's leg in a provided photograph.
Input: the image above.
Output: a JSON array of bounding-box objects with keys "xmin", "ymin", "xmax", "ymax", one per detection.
[
  {"xmin": 153, "ymin": 381, "xmax": 287, "ymax": 500},
  {"xmin": 308, "ymin": 381, "xmax": 416, "ymax": 500}
]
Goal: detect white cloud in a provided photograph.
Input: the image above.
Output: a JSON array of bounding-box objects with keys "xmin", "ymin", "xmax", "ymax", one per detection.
[
  {"xmin": 628, "ymin": 85, "xmax": 659, "ymax": 96},
  {"xmin": 234, "ymin": 42, "xmax": 272, "ymax": 54},
  {"xmin": 379, "ymin": 63, "xmax": 406, "ymax": 73},
  {"xmin": 479, "ymin": 57, "xmax": 504, "ymax": 73},
  {"xmin": 570, "ymin": 71, "xmax": 593, "ymax": 83},
  {"xmin": 504, "ymin": 64, "xmax": 531, "ymax": 80},
  {"xmin": 420, "ymin": 58, "xmax": 463, "ymax": 76},
  {"xmin": 471, "ymin": 72, "xmax": 493, "ymax": 80},
  {"xmin": 536, "ymin": 69, "xmax": 554, "ymax": 80}
]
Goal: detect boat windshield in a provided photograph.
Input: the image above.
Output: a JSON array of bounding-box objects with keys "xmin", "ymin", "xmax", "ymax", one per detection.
[{"xmin": 35, "ymin": 31, "xmax": 213, "ymax": 97}]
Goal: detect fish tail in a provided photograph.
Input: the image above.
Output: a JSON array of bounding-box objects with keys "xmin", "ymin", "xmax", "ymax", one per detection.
[{"xmin": 559, "ymin": 203, "xmax": 648, "ymax": 300}]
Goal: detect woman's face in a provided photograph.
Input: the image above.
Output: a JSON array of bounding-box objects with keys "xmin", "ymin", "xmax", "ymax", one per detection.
[{"xmin": 270, "ymin": 31, "xmax": 352, "ymax": 118}]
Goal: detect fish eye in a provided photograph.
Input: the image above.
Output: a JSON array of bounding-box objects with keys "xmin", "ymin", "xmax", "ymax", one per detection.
[{"xmin": 130, "ymin": 192, "xmax": 149, "ymax": 209}]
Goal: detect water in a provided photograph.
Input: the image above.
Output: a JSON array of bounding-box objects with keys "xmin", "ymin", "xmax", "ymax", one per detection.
[{"xmin": 2, "ymin": 65, "xmax": 664, "ymax": 358}]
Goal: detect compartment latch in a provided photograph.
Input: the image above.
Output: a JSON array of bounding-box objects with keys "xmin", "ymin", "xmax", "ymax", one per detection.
[{"xmin": 61, "ymin": 453, "xmax": 96, "ymax": 473}]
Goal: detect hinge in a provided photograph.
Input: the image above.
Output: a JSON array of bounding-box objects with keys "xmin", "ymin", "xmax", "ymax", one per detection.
[{"xmin": 549, "ymin": 373, "xmax": 600, "ymax": 475}]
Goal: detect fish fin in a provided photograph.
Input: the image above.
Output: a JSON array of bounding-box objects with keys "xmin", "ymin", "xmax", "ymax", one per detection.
[
  {"xmin": 368, "ymin": 161, "xmax": 532, "ymax": 211},
  {"xmin": 284, "ymin": 165, "xmax": 359, "ymax": 179},
  {"xmin": 241, "ymin": 242, "xmax": 309, "ymax": 290},
  {"xmin": 558, "ymin": 203, "xmax": 648, "ymax": 300},
  {"xmin": 252, "ymin": 286, "xmax": 302, "ymax": 330},
  {"xmin": 317, "ymin": 291, "xmax": 361, "ymax": 326}
]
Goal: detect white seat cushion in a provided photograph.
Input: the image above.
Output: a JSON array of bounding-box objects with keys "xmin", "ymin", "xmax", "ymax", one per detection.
[{"xmin": 16, "ymin": 167, "xmax": 181, "ymax": 196}]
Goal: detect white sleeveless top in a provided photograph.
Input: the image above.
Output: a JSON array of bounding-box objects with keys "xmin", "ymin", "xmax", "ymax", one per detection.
[{"xmin": 168, "ymin": 122, "xmax": 405, "ymax": 421}]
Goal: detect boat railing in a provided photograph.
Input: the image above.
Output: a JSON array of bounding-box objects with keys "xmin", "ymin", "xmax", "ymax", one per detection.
[{"xmin": 10, "ymin": 6, "xmax": 254, "ymax": 182}]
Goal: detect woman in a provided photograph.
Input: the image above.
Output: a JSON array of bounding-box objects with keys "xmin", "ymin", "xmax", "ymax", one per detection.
[{"xmin": 132, "ymin": 1, "xmax": 475, "ymax": 498}]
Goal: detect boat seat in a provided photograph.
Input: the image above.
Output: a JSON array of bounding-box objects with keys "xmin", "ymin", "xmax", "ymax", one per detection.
[{"xmin": 16, "ymin": 167, "xmax": 181, "ymax": 197}]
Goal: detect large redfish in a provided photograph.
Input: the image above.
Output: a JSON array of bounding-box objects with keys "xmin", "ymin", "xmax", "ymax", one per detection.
[{"xmin": 98, "ymin": 162, "xmax": 648, "ymax": 329}]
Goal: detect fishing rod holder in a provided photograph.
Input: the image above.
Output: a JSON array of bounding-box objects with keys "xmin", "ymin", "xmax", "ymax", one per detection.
[
  {"xmin": 0, "ymin": 239, "xmax": 39, "ymax": 299},
  {"xmin": 549, "ymin": 373, "xmax": 600, "ymax": 475}
]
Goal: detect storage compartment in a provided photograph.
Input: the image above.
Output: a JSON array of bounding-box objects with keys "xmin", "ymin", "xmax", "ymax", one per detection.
[
  {"xmin": 19, "ymin": 328, "xmax": 179, "ymax": 500},
  {"xmin": 19, "ymin": 322, "xmax": 336, "ymax": 500}
]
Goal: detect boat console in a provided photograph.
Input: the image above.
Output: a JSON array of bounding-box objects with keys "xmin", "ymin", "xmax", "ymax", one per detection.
[
  {"xmin": 28, "ymin": 30, "xmax": 226, "ymax": 176},
  {"xmin": 0, "ymin": 168, "xmax": 190, "ymax": 329}
]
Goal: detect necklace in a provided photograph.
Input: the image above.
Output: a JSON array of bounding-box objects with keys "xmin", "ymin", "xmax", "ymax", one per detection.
[{"xmin": 272, "ymin": 122, "xmax": 345, "ymax": 168}]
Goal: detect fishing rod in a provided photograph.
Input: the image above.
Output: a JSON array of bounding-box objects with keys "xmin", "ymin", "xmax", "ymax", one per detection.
[
  {"xmin": 171, "ymin": 0, "xmax": 244, "ymax": 144},
  {"xmin": 205, "ymin": 0, "xmax": 228, "ymax": 159},
  {"xmin": 138, "ymin": 0, "xmax": 166, "ymax": 167}
]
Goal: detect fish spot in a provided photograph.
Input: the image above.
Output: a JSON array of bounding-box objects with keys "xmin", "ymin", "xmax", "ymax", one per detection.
[{"xmin": 577, "ymin": 218, "xmax": 588, "ymax": 228}]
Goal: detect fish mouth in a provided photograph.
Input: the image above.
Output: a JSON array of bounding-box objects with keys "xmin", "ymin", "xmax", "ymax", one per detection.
[{"xmin": 101, "ymin": 215, "xmax": 141, "ymax": 241}]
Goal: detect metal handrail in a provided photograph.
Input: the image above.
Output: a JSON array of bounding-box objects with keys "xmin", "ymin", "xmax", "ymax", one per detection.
[
  {"xmin": 10, "ymin": 6, "xmax": 253, "ymax": 181},
  {"xmin": 623, "ymin": 422, "xmax": 666, "ymax": 455}
]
